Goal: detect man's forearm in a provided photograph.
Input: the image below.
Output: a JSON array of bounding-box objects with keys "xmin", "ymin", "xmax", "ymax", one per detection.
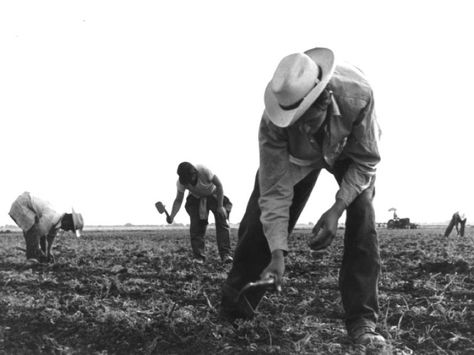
[
  {"xmin": 170, "ymin": 199, "xmax": 182, "ymax": 219},
  {"xmin": 272, "ymin": 249, "xmax": 285, "ymax": 259},
  {"xmin": 331, "ymin": 198, "xmax": 346, "ymax": 217}
]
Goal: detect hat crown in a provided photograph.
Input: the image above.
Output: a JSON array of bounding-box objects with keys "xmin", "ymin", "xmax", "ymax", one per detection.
[
  {"xmin": 270, "ymin": 53, "xmax": 320, "ymax": 107},
  {"xmin": 264, "ymin": 47, "xmax": 335, "ymax": 128}
]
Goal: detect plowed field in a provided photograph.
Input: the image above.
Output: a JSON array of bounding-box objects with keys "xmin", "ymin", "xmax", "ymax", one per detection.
[{"xmin": 1, "ymin": 227, "xmax": 473, "ymax": 354}]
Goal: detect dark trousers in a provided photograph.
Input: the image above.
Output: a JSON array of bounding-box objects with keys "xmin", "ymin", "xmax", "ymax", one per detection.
[
  {"xmin": 23, "ymin": 224, "xmax": 47, "ymax": 260},
  {"xmin": 222, "ymin": 161, "xmax": 380, "ymax": 332},
  {"xmin": 185, "ymin": 194, "xmax": 232, "ymax": 260},
  {"xmin": 460, "ymin": 220, "xmax": 467, "ymax": 237},
  {"xmin": 444, "ymin": 214, "xmax": 467, "ymax": 237}
]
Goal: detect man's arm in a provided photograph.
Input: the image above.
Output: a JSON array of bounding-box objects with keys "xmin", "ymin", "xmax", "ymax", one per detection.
[
  {"xmin": 256, "ymin": 114, "xmax": 298, "ymax": 288},
  {"xmin": 168, "ymin": 190, "xmax": 185, "ymax": 223},
  {"xmin": 211, "ymin": 175, "xmax": 227, "ymax": 218},
  {"xmin": 310, "ymin": 93, "xmax": 380, "ymax": 250},
  {"xmin": 258, "ymin": 115, "xmax": 293, "ymax": 253},
  {"xmin": 336, "ymin": 92, "xmax": 381, "ymax": 207}
]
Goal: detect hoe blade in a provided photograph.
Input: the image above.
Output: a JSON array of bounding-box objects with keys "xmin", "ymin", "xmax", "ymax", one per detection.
[{"xmin": 155, "ymin": 201, "xmax": 166, "ymax": 214}]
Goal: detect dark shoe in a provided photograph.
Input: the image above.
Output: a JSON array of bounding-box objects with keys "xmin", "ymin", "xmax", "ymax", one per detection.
[
  {"xmin": 46, "ymin": 253, "xmax": 55, "ymax": 263},
  {"xmin": 350, "ymin": 326, "xmax": 386, "ymax": 345},
  {"xmin": 25, "ymin": 258, "xmax": 40, "ymax": 265},
  {"xmin": 192, "ymin": 257, "xmax": 205, "ymax": 265}
]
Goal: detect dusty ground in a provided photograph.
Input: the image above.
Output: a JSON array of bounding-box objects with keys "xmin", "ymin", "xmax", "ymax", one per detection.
[{"xmin": 0, "ymin": 227, "xmax": 473, "ymax": 354}]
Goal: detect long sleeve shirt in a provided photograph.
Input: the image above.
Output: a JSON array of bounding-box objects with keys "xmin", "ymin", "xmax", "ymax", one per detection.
[
  {"xmin": 9, "ymin": 192, "xmax": 63, "ymax": 237},
  {"xmin": 258, "ymin": 62, "xmax": 381, "ymax": 252}
]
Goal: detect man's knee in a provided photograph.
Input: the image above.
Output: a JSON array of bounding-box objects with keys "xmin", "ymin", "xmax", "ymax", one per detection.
[{"xmin": 348, "ymin": 188, "xmax": 374, "ymax": 215}]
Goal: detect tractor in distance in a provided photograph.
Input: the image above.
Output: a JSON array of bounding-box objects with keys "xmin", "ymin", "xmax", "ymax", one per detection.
[{"xmin": 387, "ymin": 208, "xmax": 418, "ymax": 229}]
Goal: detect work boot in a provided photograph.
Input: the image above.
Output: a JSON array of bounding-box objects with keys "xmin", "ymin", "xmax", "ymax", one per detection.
[
  {"xmin": 25, "ymin": 258, "xmax": 40, "ymax": 265},
  {"xmin": 192, "ymin": 257, "xmax": 205, "ymax": 265},
  {"xmin": 222, "ymin": 254, "xmax": 233, "ymax": 264},
  {"xmin": 350, "ymin": 326, "xmax": 386, "ymax": 345}
]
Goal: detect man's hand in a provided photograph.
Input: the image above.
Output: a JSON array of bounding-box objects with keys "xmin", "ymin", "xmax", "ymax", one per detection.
[
  {"xmin": 166, "ymin": 215, "xmax": 173, "ymax": 224},
  {"xmin": 260, "ymin": 249, "xmax": 284, "ymax": 292},
  {"xmin": 309, "ymin": 200, "xmax": 345, "ymax": 251},
  {"xmin": 217, "ymin": 206, "xmax": 227, "ymax": 219}
]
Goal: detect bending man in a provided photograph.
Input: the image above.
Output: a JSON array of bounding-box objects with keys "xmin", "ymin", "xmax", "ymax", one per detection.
[
  {"xmin": 166, "ymin": 162, "xmax": 233, "ymax": 264},
  {"xmin": 220, "ymin": 47, "xmax": 384, "ymax": 345},
  {"xmin": 9, "ymin": 191, "xmax": 84, "ymax": 263}
]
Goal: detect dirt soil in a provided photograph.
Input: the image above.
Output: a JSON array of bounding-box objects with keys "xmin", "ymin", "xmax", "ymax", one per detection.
[{"xmin": 1, "ymin": 227, "xmax": 473, "ymax": 354}]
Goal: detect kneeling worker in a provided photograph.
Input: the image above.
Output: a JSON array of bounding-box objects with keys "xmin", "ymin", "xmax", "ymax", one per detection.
[{"xmin": 9, "ymin": 191, "xmax": 84, "ymax": 263}]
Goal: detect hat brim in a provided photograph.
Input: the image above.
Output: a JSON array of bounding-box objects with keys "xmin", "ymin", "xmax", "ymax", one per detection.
[
  {"xmin": 264, "ymin": 47, "xmax": 336, "ymax": 128},
  {"xmin": 72, "ymin": 209, "xmax": 83, "ymax": 238}
]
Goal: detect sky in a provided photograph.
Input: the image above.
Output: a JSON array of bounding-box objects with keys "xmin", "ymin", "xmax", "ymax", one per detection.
[{"xmin": 1, "ymin": 1, "xmax": 473, "ymax": 227}]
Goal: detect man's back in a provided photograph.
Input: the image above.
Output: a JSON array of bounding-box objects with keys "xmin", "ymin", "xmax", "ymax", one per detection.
[{"xmin": 177, "ymin": 164, "xmax": 216, "ymax": 198}]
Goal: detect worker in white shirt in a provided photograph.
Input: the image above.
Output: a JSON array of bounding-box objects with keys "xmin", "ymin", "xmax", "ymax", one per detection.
[{"xmin": 9, "ymin": 191, "xmax": 84, "ymax": 263}]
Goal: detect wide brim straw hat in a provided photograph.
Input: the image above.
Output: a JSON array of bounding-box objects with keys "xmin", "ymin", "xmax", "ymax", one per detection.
[
  {"xmin": 264, "ymin": 47, "xmax": 336, "ymax": 128},
  {"xmin": 72, "ymin": 209, "xmax": 84, "ymax": 238}
]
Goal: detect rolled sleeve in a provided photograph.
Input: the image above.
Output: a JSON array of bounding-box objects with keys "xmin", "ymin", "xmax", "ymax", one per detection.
[{"xmin": 336, "ymin": 94, "xmax": 381, "ymax": 206}]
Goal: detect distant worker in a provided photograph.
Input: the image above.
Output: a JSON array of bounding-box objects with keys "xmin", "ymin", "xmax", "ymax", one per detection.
[
  {"xmin": 9, "ymin": 191, "xmax": 84, "ymax": 263},
  {"xmin": 388, "ymin": 208, "xmax": 398, "ymax": 220},
  {"xmin": 444, "ymin": 211, "xmax": 467, "ymax": 237},
  {"xmin": 165, "ymin": 162, "xmax": 233, "ymax": 264}
]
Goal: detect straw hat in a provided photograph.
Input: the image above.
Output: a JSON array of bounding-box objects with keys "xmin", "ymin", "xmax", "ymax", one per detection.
[
  {"xmin": 264, "ymin": 47, "xmax": 336, "ymax": 127},
  {"xmin": 72, "ymin": 209, "xmax": 84, "ymax": 237}
]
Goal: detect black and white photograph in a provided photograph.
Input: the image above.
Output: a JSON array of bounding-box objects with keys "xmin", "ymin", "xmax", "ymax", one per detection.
[{"xmin": 1, "ymin": 1, "xmax": 473, "ymax": 354}]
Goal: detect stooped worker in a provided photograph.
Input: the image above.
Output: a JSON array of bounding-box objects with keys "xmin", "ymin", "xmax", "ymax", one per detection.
[
  {"xmin": 444, "ymin": 211, "xmax": 467, "ymax": 237},
  {"xmin": 9, "ymin": 191, "xmax": 84, "ymax": 263},
  {"xmin": 220, "ymin": 47, "xmax": 385, "ymax": 345},
  {"xmin": 165, "ymin": 162, "xmax": 233, "ymax": 264}
]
